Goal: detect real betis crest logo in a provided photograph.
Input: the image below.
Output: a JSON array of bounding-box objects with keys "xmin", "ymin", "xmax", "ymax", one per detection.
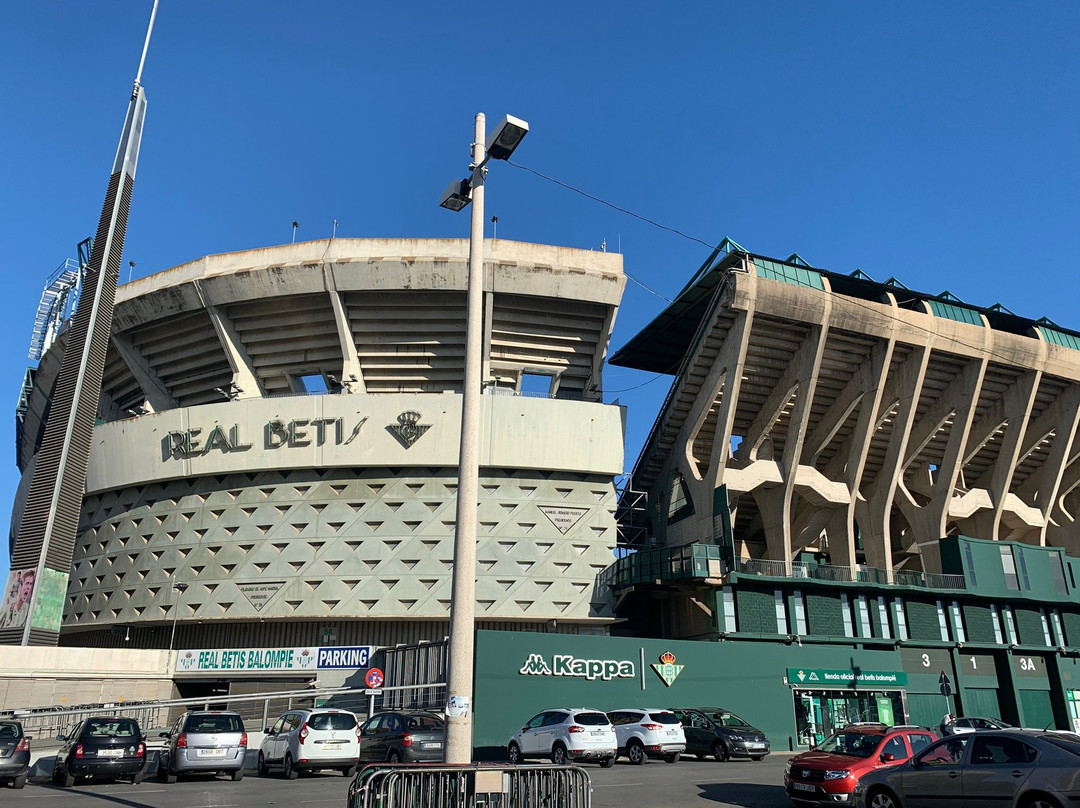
[
  {"xmin": 651, "ymin": 651, "xmax": 684, "ymax": 687},
  {"xmin": 391, "ymin": 410, "xmax": 430, "ymax": 447}
]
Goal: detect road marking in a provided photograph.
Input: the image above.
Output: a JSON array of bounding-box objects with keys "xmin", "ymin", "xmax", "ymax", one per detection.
[{"xmin": 594, "ymin": 782, "xmax": 643, "ymax": 787}]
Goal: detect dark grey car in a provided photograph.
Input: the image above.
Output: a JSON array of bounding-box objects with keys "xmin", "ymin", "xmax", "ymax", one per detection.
[
  {"xmin": 671, "ymin": 707, "xmax": 771, "ymax": 761},
  {"xmin": 854, "ymin": 730, "xmax": 1080, "ymax": 808},
  {"xmin": 359, "ymin": 711, "xmax": 445, "ymax": 763},
  {"xmin": 158, "ymin": 710, "xmax": 247, "ymax": 782},
  {"xmin": 0, "ymin": 720, "xmax": 30, "ymax": 789}
]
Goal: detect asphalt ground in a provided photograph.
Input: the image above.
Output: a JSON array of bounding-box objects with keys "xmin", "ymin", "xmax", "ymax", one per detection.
[{"xmin": 5, "ymin": 751, "xmax": 797, "ymax": 807}]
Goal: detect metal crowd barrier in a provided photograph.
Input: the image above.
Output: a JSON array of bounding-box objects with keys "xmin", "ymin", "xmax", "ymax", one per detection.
[{"xmin": 347, "ymin": 763, "xmax": 592, "ymax": 808}]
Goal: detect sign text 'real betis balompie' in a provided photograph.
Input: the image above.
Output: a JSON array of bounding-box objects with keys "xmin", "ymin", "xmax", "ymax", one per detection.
[
  {"xmin": 177, "ymin": 645, "xmax": 374, "ymax": 673},
  {"xmin": 786, "ymin": 668, "xmax": 908, "ymax": 687}
]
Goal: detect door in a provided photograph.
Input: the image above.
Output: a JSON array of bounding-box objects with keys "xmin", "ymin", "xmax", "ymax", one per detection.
[
  {"xmin": 518, "ymin": 713, "xmax": 547, "ymax": 756},
  {"xmin": 901, "ymin": 736, "xmax": 969, "ymax": 808},
  {"xmin": 963, "ymin": 735, "xmax": 1037, "ymax": 808},
  {"xmin": 358, "ymin": 716, "xmax": 381, "ymax": 762},
  {"xmin": 674, "ymin": 710, "xmax": 710, "ymax": 755},
  {"xmin": 1018, "ymin": 689, "xmax": 1054, "ymax": 729}
]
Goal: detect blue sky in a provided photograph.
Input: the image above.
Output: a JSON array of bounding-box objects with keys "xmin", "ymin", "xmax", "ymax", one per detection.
[{"xmin": 2, "ymin": 1, "xmax": 1078, "ymax": 584}]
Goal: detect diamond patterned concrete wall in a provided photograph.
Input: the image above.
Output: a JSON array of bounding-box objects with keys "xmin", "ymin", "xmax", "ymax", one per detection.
[{"xmin": 69, "ymin": 467, "xmax": 617, "ymax": 630}]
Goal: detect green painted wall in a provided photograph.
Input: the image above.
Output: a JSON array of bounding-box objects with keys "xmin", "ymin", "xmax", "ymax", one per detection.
[
  {"xmin": 962, "ymin": 603, "xmax": 996, "ymax": 643},
  {"xmin": 1015, "ymin": 608, "xmax": 1045, "ymax": 646},
  {"xmin": 472, "ymin": 629, "xmax": 903, "ymax": 759},
  {"xmin": 736, "ymin": 588, "xmax": 776, "ymax": 634},
  {"xmin": 906, "ymin": 600, "xmax": 942, "ymax": 642},
  {"xmin": 807, "ymin": 592, "xmax": 843, "ymax": 636}
]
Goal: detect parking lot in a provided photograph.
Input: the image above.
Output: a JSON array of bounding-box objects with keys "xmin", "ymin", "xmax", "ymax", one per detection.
[{"xmin": 4, "ymin": 752, "xmax": 795, "ymax": 807}]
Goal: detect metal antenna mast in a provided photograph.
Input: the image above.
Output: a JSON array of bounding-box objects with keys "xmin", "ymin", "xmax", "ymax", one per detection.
[{"xmin": 4, "ymin": 1, "xmax": 160, "ymax": 646}]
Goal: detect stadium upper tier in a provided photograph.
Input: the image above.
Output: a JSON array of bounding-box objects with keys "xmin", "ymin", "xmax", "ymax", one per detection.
[
  {"xmin": 613, "ymin": 248, "xmax": 1080, "ymax": 571},
  {"xmin": 10, "ymin": 239, "xmax": 627, "ymax": 647}
]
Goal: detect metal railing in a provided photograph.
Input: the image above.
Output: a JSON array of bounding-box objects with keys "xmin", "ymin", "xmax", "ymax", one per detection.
[
  {"xmin": 348, "ymin": 763, "xmax": 592, "ymax": 808},
  {"xmin": 599, "ymin": 543, "xmax": 968, "ymax": 592}
]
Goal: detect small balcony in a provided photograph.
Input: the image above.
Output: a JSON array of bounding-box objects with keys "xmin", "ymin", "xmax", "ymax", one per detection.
[{"xmin": 600, "ymin": 543, "xmax": 967, "ymax": 592}]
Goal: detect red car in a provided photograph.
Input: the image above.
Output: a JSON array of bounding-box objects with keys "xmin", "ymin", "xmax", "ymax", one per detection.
[{"xmin": 785, "ymin": 724, "xmax": 937, "ymax": 807}]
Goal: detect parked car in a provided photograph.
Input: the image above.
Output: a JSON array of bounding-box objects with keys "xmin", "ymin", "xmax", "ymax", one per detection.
[
  {"xmin": 0, "ymin": 719, "xmax": 30, "ymax": 789},
  {"xmin": 607, "ymin": 708, "xmax": 686, "ymax": 764},
  {"xmin": 358, "ymin": 711, "xmax": 445, "ymax": 763},
  {"xmin": 158, "ymin": 710, "xmax": 247, "ymax": 782},
  {"xmin": 670, "ymin": 707, "xmax": 771, "ymax": 761},
  {"xmin": 508, "ymin": 708, "xmax": 616, "ymax": 767},
  {"xmin": 948, "ymin": 716, "xmax": 1012, "ymax": 735},
  {"xmin": 51, "ymin": 715, "xmax": 147, "ymax": 787},
  {"xmin": 785, "ymin": 723, "xmax": 937, "ymax": 807},
  {"xmin": 854, "ymin": 730, "xmax": 1080, "ymax": 808},
  {"xmin": 258, "ymin": 708, "xmax": 360, "ymax": 778}
]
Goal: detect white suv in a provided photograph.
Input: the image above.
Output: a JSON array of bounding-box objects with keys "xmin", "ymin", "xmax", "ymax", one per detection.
[
  {"xmin": 508, "ymin": 708, "xmax": 616, "ymax": 767},
  {"xmin": 257, "ymin": 708, "xmax": 360, "ymax": 779},
  {"xmin": 607, "ymin": 708, "xmax": 686, "ymax": 764}
]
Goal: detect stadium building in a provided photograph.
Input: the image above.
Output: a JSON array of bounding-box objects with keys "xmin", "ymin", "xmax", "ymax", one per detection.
[
  {"xmin": 9, "ymin": 238, "xmax": 626, "ymax": 656},
  {"xmin": 604, "ymin": 244, "xmax": 1080, "ymax": 742}
]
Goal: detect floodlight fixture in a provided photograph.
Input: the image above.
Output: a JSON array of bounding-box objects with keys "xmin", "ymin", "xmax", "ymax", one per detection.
[
  {"xmin": 484, "ymin": 115, "xmax": 529, "ymax": 161},
  {"xmin": 439, "ymin": 178, "xmax": 473, "ymax": 211}
]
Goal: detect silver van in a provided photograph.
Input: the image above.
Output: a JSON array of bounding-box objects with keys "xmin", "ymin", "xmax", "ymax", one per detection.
[{"xmin": 158, "ymin": 711, "xmax": 247, "ymax": 782}]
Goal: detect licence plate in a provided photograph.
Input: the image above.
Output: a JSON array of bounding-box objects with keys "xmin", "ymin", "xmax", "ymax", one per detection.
[
  {"xmin": 197, "ymin": 748, "xmax": 225, "ymax": 757},
  {"xmin": 793, "ymin": 782, "xmax": 816, "ymax": 792},
  {"xmin": 591, "ymin": 731, "xmax": 604, "ymax": 736},
  {"xmin": 423, "ymin": 742, "xmax": 443, "ymax": 749},
  {"xmin": 322, "ymin": 744, "xmax": 342, "ymax": 751},
  {"xmin": 748, "ymin": 743, "xmax": 764, "ymax": 749},
  {"xmin": 98, "ymin": 748, "xmax": 123, "ymax": 758}
]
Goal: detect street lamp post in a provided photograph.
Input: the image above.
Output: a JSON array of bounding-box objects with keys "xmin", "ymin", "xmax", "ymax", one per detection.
[
  {"xmin": 439, "ymin": 112, "xmax": 528, "ymax": 764},
  {"xmin": 168, "ymin": 581, "xmax": 189, "ymax": 660}
]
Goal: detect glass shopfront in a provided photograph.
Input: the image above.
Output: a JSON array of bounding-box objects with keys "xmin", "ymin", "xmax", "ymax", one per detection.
[{"xmin": 793, "ymin": 689, "xmax": 906, "ymax": 747}]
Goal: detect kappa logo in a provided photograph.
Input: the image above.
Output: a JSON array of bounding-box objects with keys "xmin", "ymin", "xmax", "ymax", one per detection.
[{"xmin": 518, "ymin": 653, "xmax": 635, "ymax": 681}]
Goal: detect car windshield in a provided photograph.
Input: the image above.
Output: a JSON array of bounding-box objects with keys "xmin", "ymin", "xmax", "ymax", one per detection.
[
  {"xmin": 187, "ymin": 715, "xmax": 243, "ymax": 733},
  {"xmin": 405, "ymin": 715, "xmax": 444, "ymax": 730},
  {"xmin": 814, "ymin": 731, "xmax": 881, "ymax": 758},
  {"xmin": 85, "ymin": 719, "xmax": 139, "ymax": 738},
  {"xmin": 710, "ymin": 711, "xmax": 750, "ymax": 728},
  {"xmin": 309, "ymin": 713, "xmax": 357, "ymax": 731},
  {"xmin": 648, "ymin": 713, "xmax": 681, "ymax": 725},
  {"xmin": 574, "ymin": 713, "xmax": 610, "ymax": 726}
]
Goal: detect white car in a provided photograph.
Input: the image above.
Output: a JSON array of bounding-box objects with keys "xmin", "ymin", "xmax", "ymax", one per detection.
[
  {"xmin": 607, "ymin": 708, "xmax": 686, "ymax": 764},
  {"xmin": 508, "ymin": 708, "xmax": 616, "ymax": 767},
  {"xmin": 257, "ymin": 708, "xmax": 360, "ymax": 779},
  {"xmin": 948, "ymin": 717, "xmax": 1012, "ymax": 735}
]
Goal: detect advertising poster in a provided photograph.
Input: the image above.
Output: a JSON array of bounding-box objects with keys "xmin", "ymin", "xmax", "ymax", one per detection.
[
  {"xmin": 31, "ymin": 568, "xmax": 67, "ymax": 632},
  {"xmin": 0, "ymin": 568, "xmax": 37, "ymax": 629}
]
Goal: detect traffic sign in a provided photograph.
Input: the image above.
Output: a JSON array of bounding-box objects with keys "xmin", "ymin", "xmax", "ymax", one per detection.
[
  {"xmin": 365, "ymin": 667, "xmax": 384, "ymax": 689},
  {"xmin": 939, "ymin": 670, "xmax": 953, "ymax": 697}
]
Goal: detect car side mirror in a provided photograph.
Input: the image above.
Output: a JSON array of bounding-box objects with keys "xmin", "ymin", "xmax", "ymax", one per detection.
[
  {"xmin": 24, "ymin": 735, "xmax": 33, "ymax": 742},
  {"xmin": 264, "ymin": 727, "xmax": 274, "ymax": 734},
  {"xmin": 159, "ymin": 731, "xmax": 170, "ymax": 738},
  {"xmin": 910, "ymin": 757, "xmax": 922, "ymax": 769},
  {"xmin": 880, "ymin": 752, "xmax": 896, "ymax": 763},
  {"xmin": 521, "ymin": 726, "xmax": 528, "ymax": 733}
]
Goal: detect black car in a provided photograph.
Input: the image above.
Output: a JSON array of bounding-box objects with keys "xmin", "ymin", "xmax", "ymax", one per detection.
[
  {"xmin": 0, "ymin": 720, "xmax": 30, "ymax": 789},
  {"xmin": 670, "ymin": 707, "xmax": 771, "ymax": 761},
  {"xmin": 358, "ymin": 711, "xmax": 445, "ymax": 763},
  {"xmin": 52, "ymin": 715, "xmax": 147, "ymax": 786}
]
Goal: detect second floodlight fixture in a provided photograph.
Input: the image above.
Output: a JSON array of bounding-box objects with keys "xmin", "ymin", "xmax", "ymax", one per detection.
[{"xmin": 440, "ymin": 178, "xmax": 473, "ymax": 211}]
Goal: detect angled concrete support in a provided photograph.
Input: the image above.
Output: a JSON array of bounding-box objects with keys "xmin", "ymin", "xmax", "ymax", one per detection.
[
  {"xmin": 323, "ymin": 266, "xmax": 366, "ymax": 393},
  {"xmin": 193, "ymin": 279, "xmax": 264, "ymax": 399},
  {"xmin": 109, "ymin": 332, "xmax": 178, "ymax": 412}
]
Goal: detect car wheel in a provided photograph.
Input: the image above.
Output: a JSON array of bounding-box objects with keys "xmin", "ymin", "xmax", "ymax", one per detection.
[
  {"xmin": 712, "ymin": 741, "xmax": 729, "ymax": 762},
  {"xmin": 13, "ymin": 772, "xmax": 27, "ymax": 789},
  {"xmin": 162, "ymin": 754, "xmax": 178, "ymax": 784},
  {"xmin": 258, "ymin": 752, "xmax": 270, "ymax": 776},
  {"xmin": 63, "ymin": 771, "xmax": 76, "ymax": 788},
  {"xmin": 1020, "ymin": 798, "xmax": 1062, "ymax": 808},
  {"xmin": 869, "ymin": 787, "xmax": 901, "ymax": 808},
  {"xmin": 508, "ymin": 742, "xmax": 522, "ymax": 765},
  {"xmin": 663, "ymin": 752, "xmax": 681, "ymax": 763},
  {"xmin": 284, "ymin": 754, "xmax": 298, "ymax": 780},
  {"xmin": 750, "ymin": 755, "xmax": 764, "ymax": 761},
  {"xmin": 388, "ymin": 750, "xmax": 402, "ymax": 764},
  {"xmin": 694, "ymin": 752, "xmax": 707, "ymax": 760},
  {"xmin": 132, "ymin": 770, "xmax": 144, "ymax": 785},
  {"xmin": 599, "ymin": 757, "xmax": 614, "ymax": 768},
  {"xmin": 551, "ymin": 743, "xmax": 568, "ymax": 765},
  {"xmin": 231, "ymin": 767, "xmax": 244, "ymax": 782},
  {"xmin": 627, "ymin": 740, "xmax": 646, "ymax": 765},
  {"xmin": 341, "ymin": 765, "xmax": 357, "ymax": 777}
]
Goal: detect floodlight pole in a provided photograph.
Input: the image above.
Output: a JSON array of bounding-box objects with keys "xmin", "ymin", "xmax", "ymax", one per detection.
[{"xmin": 444, "ymin": 113, "xmax": 486, "ymax": 765}]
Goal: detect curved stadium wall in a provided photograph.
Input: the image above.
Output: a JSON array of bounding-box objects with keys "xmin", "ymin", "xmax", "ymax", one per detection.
[{"xmin": 10, "ymin": 238, "xmax": 626, "ymax": 651}]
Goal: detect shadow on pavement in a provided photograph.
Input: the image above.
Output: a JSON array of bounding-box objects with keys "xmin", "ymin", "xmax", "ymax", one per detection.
[{"xmin": 696, "ymin": 782, "xmax": 788, "ymax": 805}]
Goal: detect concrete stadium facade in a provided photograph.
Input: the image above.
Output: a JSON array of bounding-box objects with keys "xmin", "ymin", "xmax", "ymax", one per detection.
[
  {"xmin": 10, "ymin": 238, "xmax": 626, "ymax": 652},
  {"xmin": 614, "ymin": 248, "xmax": 1080, "ymax": 572}
]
